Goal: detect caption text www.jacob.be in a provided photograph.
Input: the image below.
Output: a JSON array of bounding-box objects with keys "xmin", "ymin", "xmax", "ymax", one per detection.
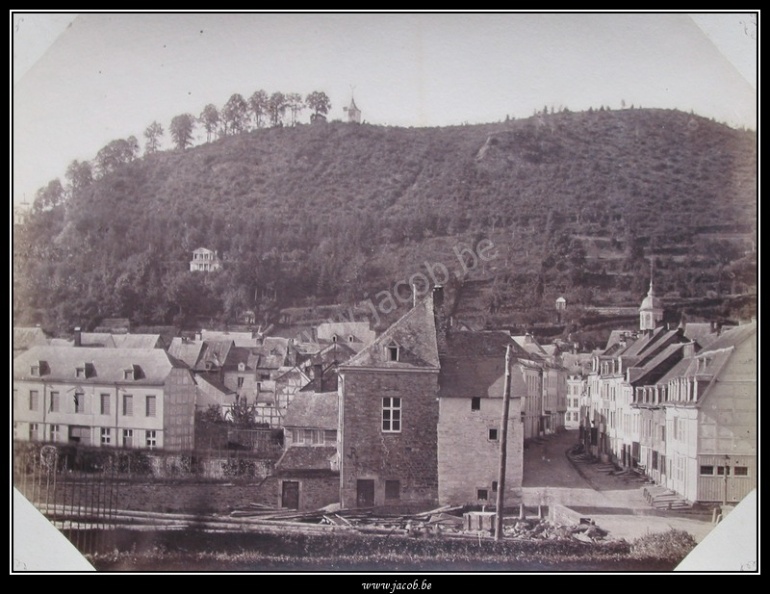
[{"xmin": 362, "ymin": 580, "xmax": 432, "ymax": 592}]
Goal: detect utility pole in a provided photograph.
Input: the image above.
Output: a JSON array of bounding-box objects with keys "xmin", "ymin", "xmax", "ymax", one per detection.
[{"xmin": 495, "ymin": 345, "xmax": 513, "ymax": 541}]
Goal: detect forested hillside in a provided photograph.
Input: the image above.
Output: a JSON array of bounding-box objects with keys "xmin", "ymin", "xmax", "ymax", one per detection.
[{"xmin": 13, "ymin": 107, "xmax": 757, "ymax": 335}]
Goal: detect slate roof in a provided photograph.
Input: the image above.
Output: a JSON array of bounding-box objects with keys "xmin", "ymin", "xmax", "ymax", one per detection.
[
  {"xmin": 316, "ymin": 321, "xmax": 376, "ymax": 350},
  {"xmin": 439, "ymin": 332, "xmax": 531, "ymax": 399},
  {"xmin": 274, "ymin": 446, "xmax": 338, "ymax": 476},
  {"xmin": 627, "ymin": 343, "xmax": 689, "ymax": 386},
  {"xmin": 13, "ymin": 346, "xmax": 179, "ymax": 384},
  {"xmin": 511, "ymin": 335, "xmax": 548, "ymax": 358},
  {"xmin": 79, "ymin": 333, "xmax": 161, "ymax": 349},
  {"xmin": 683, "ymin": 323, "xmax": 720, "ymax": 348},
  {"xmin": 341, "ymin": 297, "xmax": 440, "ymax": 370},
  {"xmin": 284, "ymin": 391, "xmax": 339, "ymax": 430},
  {"xmin": 194, "ymin": 373, "xmax": 235, "ymax": 396},
  {"xmin": 167, "ymin": 338, "xmax": 206, "ymax": 369},
  {"xmin": 698, "ymin": 321, "xmax": 756, "ymax": 353},
  {"xmin": 200, "ymin": 330, "xmax": 258, "ymax": 348}
]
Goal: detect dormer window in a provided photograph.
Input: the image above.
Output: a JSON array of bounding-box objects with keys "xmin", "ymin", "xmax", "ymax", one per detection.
[
  {"xmin": 238, "ymin": 362, "xmax": 246, "ymax": 372},
  {"xmin": 332, "ymin": 334, "xmax": 338, "ymax": 343},
  {"xmin": 388, "ymin": 346, "xmax": 399, "ymax": 361},
  {"xmin": 30, "ymin": 365, "xmax": 40, "ymax": 376},
  {"xmin": 348, "ymin": 335, "xmax": 354, "ymax": 343},
  {"xmin": 124, "ymin": 368, "xmax": 135, "ymax": 381},
  {"xmin": 76, "ymin": 367, "xmax": 86, "ymax": 378}
]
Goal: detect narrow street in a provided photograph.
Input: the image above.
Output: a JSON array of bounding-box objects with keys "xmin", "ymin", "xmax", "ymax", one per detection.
[{"xmin": 518, "ymin": 429, "xmax": 715, "ymax": 543}]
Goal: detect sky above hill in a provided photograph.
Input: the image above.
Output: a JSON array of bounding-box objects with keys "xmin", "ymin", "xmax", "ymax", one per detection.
[{"xmin": 12, "ymin": 11, "xmax": 757, "ymax": 207}]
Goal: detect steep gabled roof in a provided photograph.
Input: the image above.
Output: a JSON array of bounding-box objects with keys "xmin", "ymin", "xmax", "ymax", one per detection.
[
  {"xmin": 341, "ymin": 298, "xmax": 440, "ymax": 371},
  {"xmin": 698, "ymin": 321, "xmax": 756, "ymax": 353},
  {"xmin": 511, "ymin": 335, "xmax": 548, "ymax": 357},
  {"xmin": 13, "ymin": 346, "xmax": 178, "ymax": 384},
  {"xmin": 439, "ymin": 332, "xmax": 531, "ymax": 399},
  {"xmin": 167, "ymin": 338, "xmax": 206, "ymax": 369},
  {"xmin": 284, "ymin": 391, "xmax": 339, "ymax": 430},
  {"xmin": 628, "ymin": 342, "xmax": 688, "ymax": 386}
]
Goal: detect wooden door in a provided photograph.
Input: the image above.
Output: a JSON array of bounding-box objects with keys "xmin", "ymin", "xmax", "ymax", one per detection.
[
  {"xmin": 282, "ymin": 481, "xmax": 299, "ymax": 509},
  {"xmin": 356, "ymin": 479, "xmax": 375, "ymax": 508}
]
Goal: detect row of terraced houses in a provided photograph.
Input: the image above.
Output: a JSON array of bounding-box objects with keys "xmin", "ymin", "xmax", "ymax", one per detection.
[{"xmin": 580, "ymin": 281, "xmax": 757, "ymax": 505}]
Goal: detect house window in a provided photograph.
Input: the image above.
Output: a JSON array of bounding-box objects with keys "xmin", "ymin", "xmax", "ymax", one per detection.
[
  {"xmin": 123, "ymin": 394, "xmax": 133, "ymax": 416},
  {"xmin": 146, "ymin": 430, "xmax": 157, "ymax": 450},
  {"xmin": 237, "ymin": 377, "xmax": 245, "ymax": 388},
  {"xmin": 477, "ymin": 489, "xmax": 489, "ymax": 501},
  {"xmin": 385, "ymin": 480, "xmax": 400, "ymax": 500},
  {"xmin": 324, "ymin": 429, "xmax": 337, "ymax": 444},
  {"xmin": 123, "ymin": 429, "xmax": 133, "ymax": 448},
  {"xmin": 488, "ymin": 428, "xmax": 499, "ymax": 441},
  {"xmin": 492, "ymin": 481, "xmax": 498, "ymax": 493},
  {"xmin": 49, "ymin": 424, "xmax": 60, "ymax": 442},
  {"xmin": 29, "ymin": 390, "xmax": 39, "ymax": 411},
  {"xmin": 100, "ymin": 394, "xmax": 110, "ymax": 415},
  {"xmin": 716, "ymin": 466, "xmax": 730, "ymax": 476},
  {"xmin": 29, "ymin": 423, "xmax": 39, "ymax": 441},
  {"xmin": 382, "ymin": 397, "xmax": 401, "ymax": 432},
  {"xmin": 74, "ymin": 391, "xmax": 85, "ymax": 413},
  {"xmin": 471, "ymin": 397, "xmax": 481, "ymax": 411},
  {"xmin": 49, "ymin": 391, "xmax": 59, "ymax": 413},
  {"xmin": 146, "ymin": 395, "xmax": 157, "ymax": 417},
  {"xmin": 734, "ymin": 466, "xmax": 749, "ymax": 476},
  {"xmin": 387, "ymin": 346, "xmax": 399, "ymax": 361},
  {"xmin": 259, "ymin": 373, "xmax": 270, "ymax": 381},
  {"xmin": 101, "ymin": 428, "xmax": 111, "ymax": 445}
]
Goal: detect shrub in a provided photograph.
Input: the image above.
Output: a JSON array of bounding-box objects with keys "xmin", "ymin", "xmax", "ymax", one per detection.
[{"xmin": 630, "ymin": 529, "xmax": 697, "ymax": 563}]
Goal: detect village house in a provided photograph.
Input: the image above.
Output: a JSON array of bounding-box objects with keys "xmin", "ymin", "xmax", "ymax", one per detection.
[
  {"xmin": 511, "ymin": 333, "xmax": 569, "ymax": 437},
  {"xmin": 266, "ymin": 388, "xmax": 340, "ymax": 510},
  {"xmin": 189, "ymin": 247, "xmax": 222, "ymax": 272},
  {"xmin": 562, "ymin": 352, "xmax": 591, "ymax": 430},
  {"xmin": 437, "ymin": 331, "xmax": 527, "ymax": 505},
  {"xmin": 13, "ymin": 346, "xmax": 197, "ymax": 451},
  {"xmin": 315, "ymin": 321, "xmax": 376, "ymax": 354},
  {"xmin": 337, "ymin": 291, "xmax": 442, "ymax": 509},
  {"xmin": 338, "ymin": 287, "xmax": 533, "ymax": 509}
]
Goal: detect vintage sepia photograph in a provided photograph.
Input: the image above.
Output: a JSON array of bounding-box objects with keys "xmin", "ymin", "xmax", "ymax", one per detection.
[{"xmin": 11, "ymin": 11, "xmax": 758, "ymax": 575}]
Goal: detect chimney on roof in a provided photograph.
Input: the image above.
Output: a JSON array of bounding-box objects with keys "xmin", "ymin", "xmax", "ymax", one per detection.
[
  {"xmin": 683, "ymin": 342, "xmax": 696, "ymax": 358},
  {"xmin": 312, "ymin": 363, "xmax": 324, "ymax": 391},
  {"xmin": 74, "ymin": 327, "xmax": 82, "ymax": 347},
  {"xmin": 195, "ymin": 330, "xmax": 203, "ymax": 341}
]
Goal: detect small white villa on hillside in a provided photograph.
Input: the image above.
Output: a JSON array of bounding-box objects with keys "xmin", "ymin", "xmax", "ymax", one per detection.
[{"xmin": 190, "ymin": 248, "xmax": 222, "ymax": 272}]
